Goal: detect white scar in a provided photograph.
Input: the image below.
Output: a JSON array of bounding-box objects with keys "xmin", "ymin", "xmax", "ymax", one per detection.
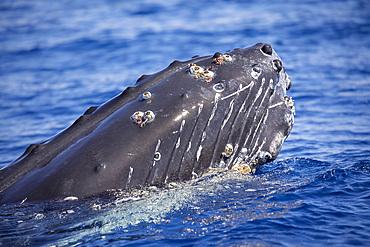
[
  {"xmin": 268, "ymin": 101, "xmax": 284, "ymax": 109},
  {"xmin": 221, "ymin": 81, "xmax": 254, "ymax": 100},
  {"xmin": 152, "ymin": 139, "xmax": 161, "ymax": 167},
  {"xmin": 126, "ymin": 166, "xmax": 134, "ymax": 188}
]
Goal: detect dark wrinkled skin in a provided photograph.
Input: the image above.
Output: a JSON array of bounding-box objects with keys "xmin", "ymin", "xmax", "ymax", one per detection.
[{"xmin": 0, "ymin": 43, "xmax": 294, "ymax": 204}]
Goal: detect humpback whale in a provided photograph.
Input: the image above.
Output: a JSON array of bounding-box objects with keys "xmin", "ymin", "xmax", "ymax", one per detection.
[{"xmin": 0, "ymin": 43, "xmax": 294, "ymax": 204}]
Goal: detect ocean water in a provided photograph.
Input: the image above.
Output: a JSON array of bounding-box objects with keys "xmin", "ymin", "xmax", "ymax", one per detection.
[{"xmin": 0, "ymin": 0, "xmax": 369, "ymax": 246}]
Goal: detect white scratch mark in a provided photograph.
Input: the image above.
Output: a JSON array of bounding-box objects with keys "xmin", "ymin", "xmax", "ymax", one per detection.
[
  {"xmin": 186, "ymin": 142, "xmax": 192, "ymax": 153},
  {"xmin": 221, "ymin": 98, "xmax": 236, "ymax": 129},
  {"xmin": 174, "ymin": 110, "xmax": 189, "ymax": 122},
  {"xmin": 226, "ymin": 78, "xmax": 266, "ymax": 165},
  {"xmin": 180, "ymin": 119, "xmax": 186, "ymax": 132},
  {"xmin": 268, "ymin": 101, "xmax": 284, "ymax": 109},
  {"xmin": 242, "ymin": 79, "xmax": 271, "ymax": 151},
  {"xmin": 208, "ymin": 93, "xmax": 220, "ymax": 126},
  {"xmin": 176, "ymin": 119, "xmax": 186, "ymax": 149},
  {"xmin": 201, "ymin": 131, "xmax": 207, "ymax": 142},
  {"xmin": 176, "ymin": 137, "xmax": 181, "ymax": 149},
  {"xmin": 221, "ymin": 81, "xmax": 254, "ymax": 101},
  {"xmin": 251, "ymin": 138, "xmax": 266, "ymax": 161},
  {"xmin": 155, "ymin": 139, "xmax": 161, "ymax": 151},
  {"xmin": 152, "ymin": 139, "xmax": 161, "ymax": 167},
  {"xmin": 250, "ymin": 115, "xmax": 268, "ymax": 155},
  {"xmin": 196, "ymin": 145, "xmax": 203, "ymax": 161},
  {"xmin": 269, "ymin": 78, "xmax": 275, "ymax": 90},
  {"xmin": 198, "ymin": 103, "xmax": 204, "ymax": 115},
  {"xmin": 126, "ymin": 166, "xmax": 134, "ymax": 188}
]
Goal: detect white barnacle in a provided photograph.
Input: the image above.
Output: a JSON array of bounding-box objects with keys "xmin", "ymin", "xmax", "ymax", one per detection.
[
  {"xmin": 131, "ymin": 111, "xmax": 144, "ymax": 121},
  {"xmin": 201, "ymin": 69, "xmax": 214, "ymax": 82},
  {"xmin": 222, "ymin": 143, "xmax": 234, "ymax": 158},
  {"xmin": 63, "ymin": 196, "xmax": 78, "ymax": 201},
  {"xmin": 144, "ymin": 110, "xmax": 155, "ymax": 122},
  {"xmin": 142, "ymin": 91, "xmax": 152, "ymax": 100},
  {"xmin": 223, "ymin": 54, "xmax": 232, "ymax": 62},
  {"xmin": 189, "ymin": 64, "xmax": 204, "ymax": 75},
  {"xmin": 201, "ymin": 69, "xmax": 214, "ymax": 78}
]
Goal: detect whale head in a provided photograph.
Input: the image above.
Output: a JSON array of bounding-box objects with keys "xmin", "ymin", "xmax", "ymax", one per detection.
[{"xmin": 0, "ymin": 43, "xmax": 294, "ymax": 203}]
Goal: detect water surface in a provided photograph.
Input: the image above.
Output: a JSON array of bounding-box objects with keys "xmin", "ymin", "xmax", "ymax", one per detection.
[{"xmin": 0, "ymin": 0, "xmax": 369, "ymax": 246}]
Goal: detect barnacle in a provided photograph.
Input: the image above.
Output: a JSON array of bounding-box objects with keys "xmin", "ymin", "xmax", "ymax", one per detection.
[
  {"xmin": 213, "ymin": 56, "xmax": 224, "ymax": 65},
  {"xmin": 201, "ymin": 69, "xmax": 214, "ymax": 83},
  {"xmin": 223, "ymin": 54, "xmax": 232, "ymax": 62},
  {"xmin": 202, "ymin": 70, "xmax": 214, "ymax": 77},
  {"xmin": 222, "ymin": 143, "xmax": 233, "ymax": 158},
  {"xmin": 142, "ymin": 91, "xmax": 152, "ymax": 100},
  {"xmin": 132, "ymin": 110, "xmax": 155, "ymax": 127},
  {"xmin": 213, "ymin": 54, "xmax": 232, "ymax": 65},
  {"xmin": 63, "ymin": 196, "xmax": 79, "ymax": 201},
  {"xmin": 189, "ymin": 64, "xmax": 204, "ymax": 75},
  {"xmin": 131, "ymin": 111, "xmax": 144, "ymax": 121},
  {"xmin": 144, "ymin": 110, "xmax": 155, "ymax": 122},
  {"xmin": 188, "ymin": 63, "xmax": 214, "ymax": 83}
]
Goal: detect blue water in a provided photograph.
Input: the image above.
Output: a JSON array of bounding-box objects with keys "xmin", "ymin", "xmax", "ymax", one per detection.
[{"xmin": 0, "ymin": 0, "xmax": 369, "ymax": 246}]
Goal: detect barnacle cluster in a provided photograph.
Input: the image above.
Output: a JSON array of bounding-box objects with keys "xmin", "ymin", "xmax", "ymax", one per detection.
[
  {"xmin": 284, "ymin": 96, "xmax": 295, "ymax": 115},
  {"xmin": 232, "ymin": 163, "xmax": 252, "ymax": 174},
  {"xmin": 188, "ymin": 63, "xmax": 214, "ymax": 83},
  {"xmin": 232, "ymin": 159, "xmax": 258, "ymax": 174},
  {"xmin": 131, "ymin": 110, "xmax": 155, "ymax": 127},
  {"xmin": 213, "ymin": 54, "xmax": 233, "ymax": 65}
]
